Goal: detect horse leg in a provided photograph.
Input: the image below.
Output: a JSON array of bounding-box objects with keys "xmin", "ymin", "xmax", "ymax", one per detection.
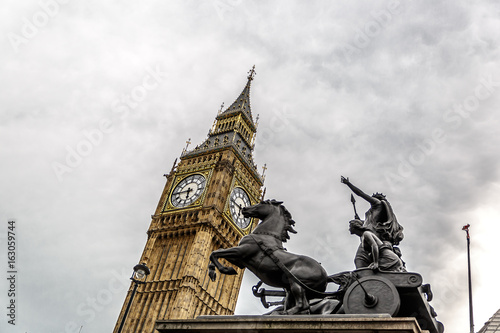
[
  {"xmin": 285, "ymin": 281, "xmax": 310, "ymax": 315},
  {"xmin": 208, "ymin": 247, "xmax": 243, "ymax": 281},
  {"xmin": 283, "ymin": 291, "xmax": 294, "ymax": 314}
]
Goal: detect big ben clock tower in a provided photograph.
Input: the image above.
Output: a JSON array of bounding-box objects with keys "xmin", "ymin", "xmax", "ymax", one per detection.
[{"xmin": 113, "ymin": 67, "xmax": 264, "ymax": 332}]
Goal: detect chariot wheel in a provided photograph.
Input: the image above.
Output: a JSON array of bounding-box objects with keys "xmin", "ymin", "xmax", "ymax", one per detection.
[{"xmin": 343, "ymin": 275, "xmax": 400, "ymax": 316}]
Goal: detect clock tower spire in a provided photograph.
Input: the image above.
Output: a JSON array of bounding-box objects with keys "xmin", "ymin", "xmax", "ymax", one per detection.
[
  {"xmin": 183, "ymin": 65, "xmax": 259, "ymax": 178},
  {"xmin": 113, "ymin": 67, "xmax": 264, "ymax": 333}
]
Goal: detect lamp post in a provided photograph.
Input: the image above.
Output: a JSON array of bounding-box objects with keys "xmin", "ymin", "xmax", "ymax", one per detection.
[
  {"xmin": 462, "ymin": 224, "xmax": 474, "ymax": 333},
  {"xmin": 117, "ymin": 263, "xmax": 150, "ymax": 333}
]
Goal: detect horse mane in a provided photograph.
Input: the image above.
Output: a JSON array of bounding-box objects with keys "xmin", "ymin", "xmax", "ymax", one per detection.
[
  {"xmin": 264, "ymin": 199, "xmax": 297, "ymax": 242},
  {"xmin": 279, "ymin": 204, "xmax": 297, "ymax": 242}
]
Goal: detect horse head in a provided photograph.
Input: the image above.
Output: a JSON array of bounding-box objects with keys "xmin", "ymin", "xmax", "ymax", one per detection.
[
  {"xmin": 243, "ymin": 199, "xmax": 297, "ymax": 242},
  {"xmin": 210, "ymin": 199, "xmax": 328, "ymax": 315},
  {"xmin": 242, "ymin": 199, "xmax": 282, "ymax": 219}
]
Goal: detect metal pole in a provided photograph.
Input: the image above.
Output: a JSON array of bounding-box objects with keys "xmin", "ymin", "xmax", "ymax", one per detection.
[
  {"xmin": 462, "ymin": 224, "xmax": 474, "ymax": 333},
  {"xmin": 117, "ymin": 281, "xmax": 139, "ymax": 333}
]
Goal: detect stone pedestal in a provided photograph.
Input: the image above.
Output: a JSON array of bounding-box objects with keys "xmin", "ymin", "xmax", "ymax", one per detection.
[{"xmin": 156, "ymin": 315, "xmax": 428, "ymax": 333}]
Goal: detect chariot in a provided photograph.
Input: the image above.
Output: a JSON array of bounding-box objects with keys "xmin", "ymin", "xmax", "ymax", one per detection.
[{"xmin": 253, "ymin": 268, "xmax": 444, "ymax": 333}]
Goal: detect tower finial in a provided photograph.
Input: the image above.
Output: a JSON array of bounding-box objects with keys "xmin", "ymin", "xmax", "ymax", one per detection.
[
  {"xmin": 261, "ymin": 163, "xmax": 267, "ymax": 181},
  {"xmin": 247, "ymin": 65, "xmax": 256, "ymax": 80},
  {"xmin": 181, "ymin": 138, "xmax": 191, "ymax": 155}
]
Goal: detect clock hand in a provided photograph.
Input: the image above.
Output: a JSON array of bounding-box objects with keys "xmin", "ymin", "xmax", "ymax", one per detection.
[
  {"xmin": 173, "ymin": 189, "xmax": 191, "ymax": 195},
  {"xmin": 185, "ymin": 187, "xmax": 193, "ymax": 199},
  {"xmin": 231, "ymin": 199, "xmax": 244, "ymax": 216}
]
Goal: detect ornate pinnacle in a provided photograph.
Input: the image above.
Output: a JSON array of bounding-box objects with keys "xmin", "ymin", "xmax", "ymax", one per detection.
[{"xmin": 247, "ymin": 65, "xmax": 256, "ymax": 80}]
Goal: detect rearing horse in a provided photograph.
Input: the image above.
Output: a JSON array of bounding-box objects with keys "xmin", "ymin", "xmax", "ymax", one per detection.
[{"xmin": 208, "ymin": 199, "xmax": 328, "ymax": 314}]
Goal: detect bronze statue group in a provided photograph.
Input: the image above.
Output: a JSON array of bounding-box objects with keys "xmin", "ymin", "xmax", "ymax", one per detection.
[{"xmin": 208, "ymin": 176, "xmax": 444, "ymax": 333}]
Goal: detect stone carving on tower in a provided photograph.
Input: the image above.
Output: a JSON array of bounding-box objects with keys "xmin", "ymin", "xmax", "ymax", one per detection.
[{"xmin": 113, "ymin": 67, "xmax": 263, "ymax": 333}]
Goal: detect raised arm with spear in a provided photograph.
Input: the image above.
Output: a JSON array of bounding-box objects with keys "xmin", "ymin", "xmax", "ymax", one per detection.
[{"xmin": 341, "ymin": 175, "xmax": 405, "ymax": 269}]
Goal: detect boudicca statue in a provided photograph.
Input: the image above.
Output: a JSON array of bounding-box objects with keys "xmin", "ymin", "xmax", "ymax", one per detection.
[
  {"xmin": 208, "ymin": 180, "xmax": 444, "ymax": 333},
  {"xmin": 340, "ymin": 176, "xmax": 405, "ymax": 271}
]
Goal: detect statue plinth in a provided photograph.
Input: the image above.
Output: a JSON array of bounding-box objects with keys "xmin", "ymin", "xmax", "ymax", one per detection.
[{"xmin": 156, "ymin": 315, "xmax": 427, "ymax": 333}]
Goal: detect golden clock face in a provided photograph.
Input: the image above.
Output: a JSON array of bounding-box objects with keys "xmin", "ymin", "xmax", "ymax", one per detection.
[
  {"xmin": 229, "ymin": 187, "xmax": 251, "ymax": 229},
  {"xmin": 171, "ymin": 174, "xmax": 206, "ymax": 208}
]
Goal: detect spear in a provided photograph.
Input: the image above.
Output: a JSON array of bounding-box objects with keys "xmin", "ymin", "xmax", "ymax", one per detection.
[{"xmin": 351, "ymin": 194, "xmax": 360, "ymax": 220}]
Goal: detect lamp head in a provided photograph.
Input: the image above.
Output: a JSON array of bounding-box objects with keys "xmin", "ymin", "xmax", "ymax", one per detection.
[{"xmin": 132, "ymin": 263, "xmax": 150, "ymax": 282}]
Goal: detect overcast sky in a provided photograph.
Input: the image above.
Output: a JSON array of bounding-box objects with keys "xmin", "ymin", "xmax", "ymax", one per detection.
[{"xmin": 1, "ymin": 1, "xmax": 500, "ymax": 332}]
